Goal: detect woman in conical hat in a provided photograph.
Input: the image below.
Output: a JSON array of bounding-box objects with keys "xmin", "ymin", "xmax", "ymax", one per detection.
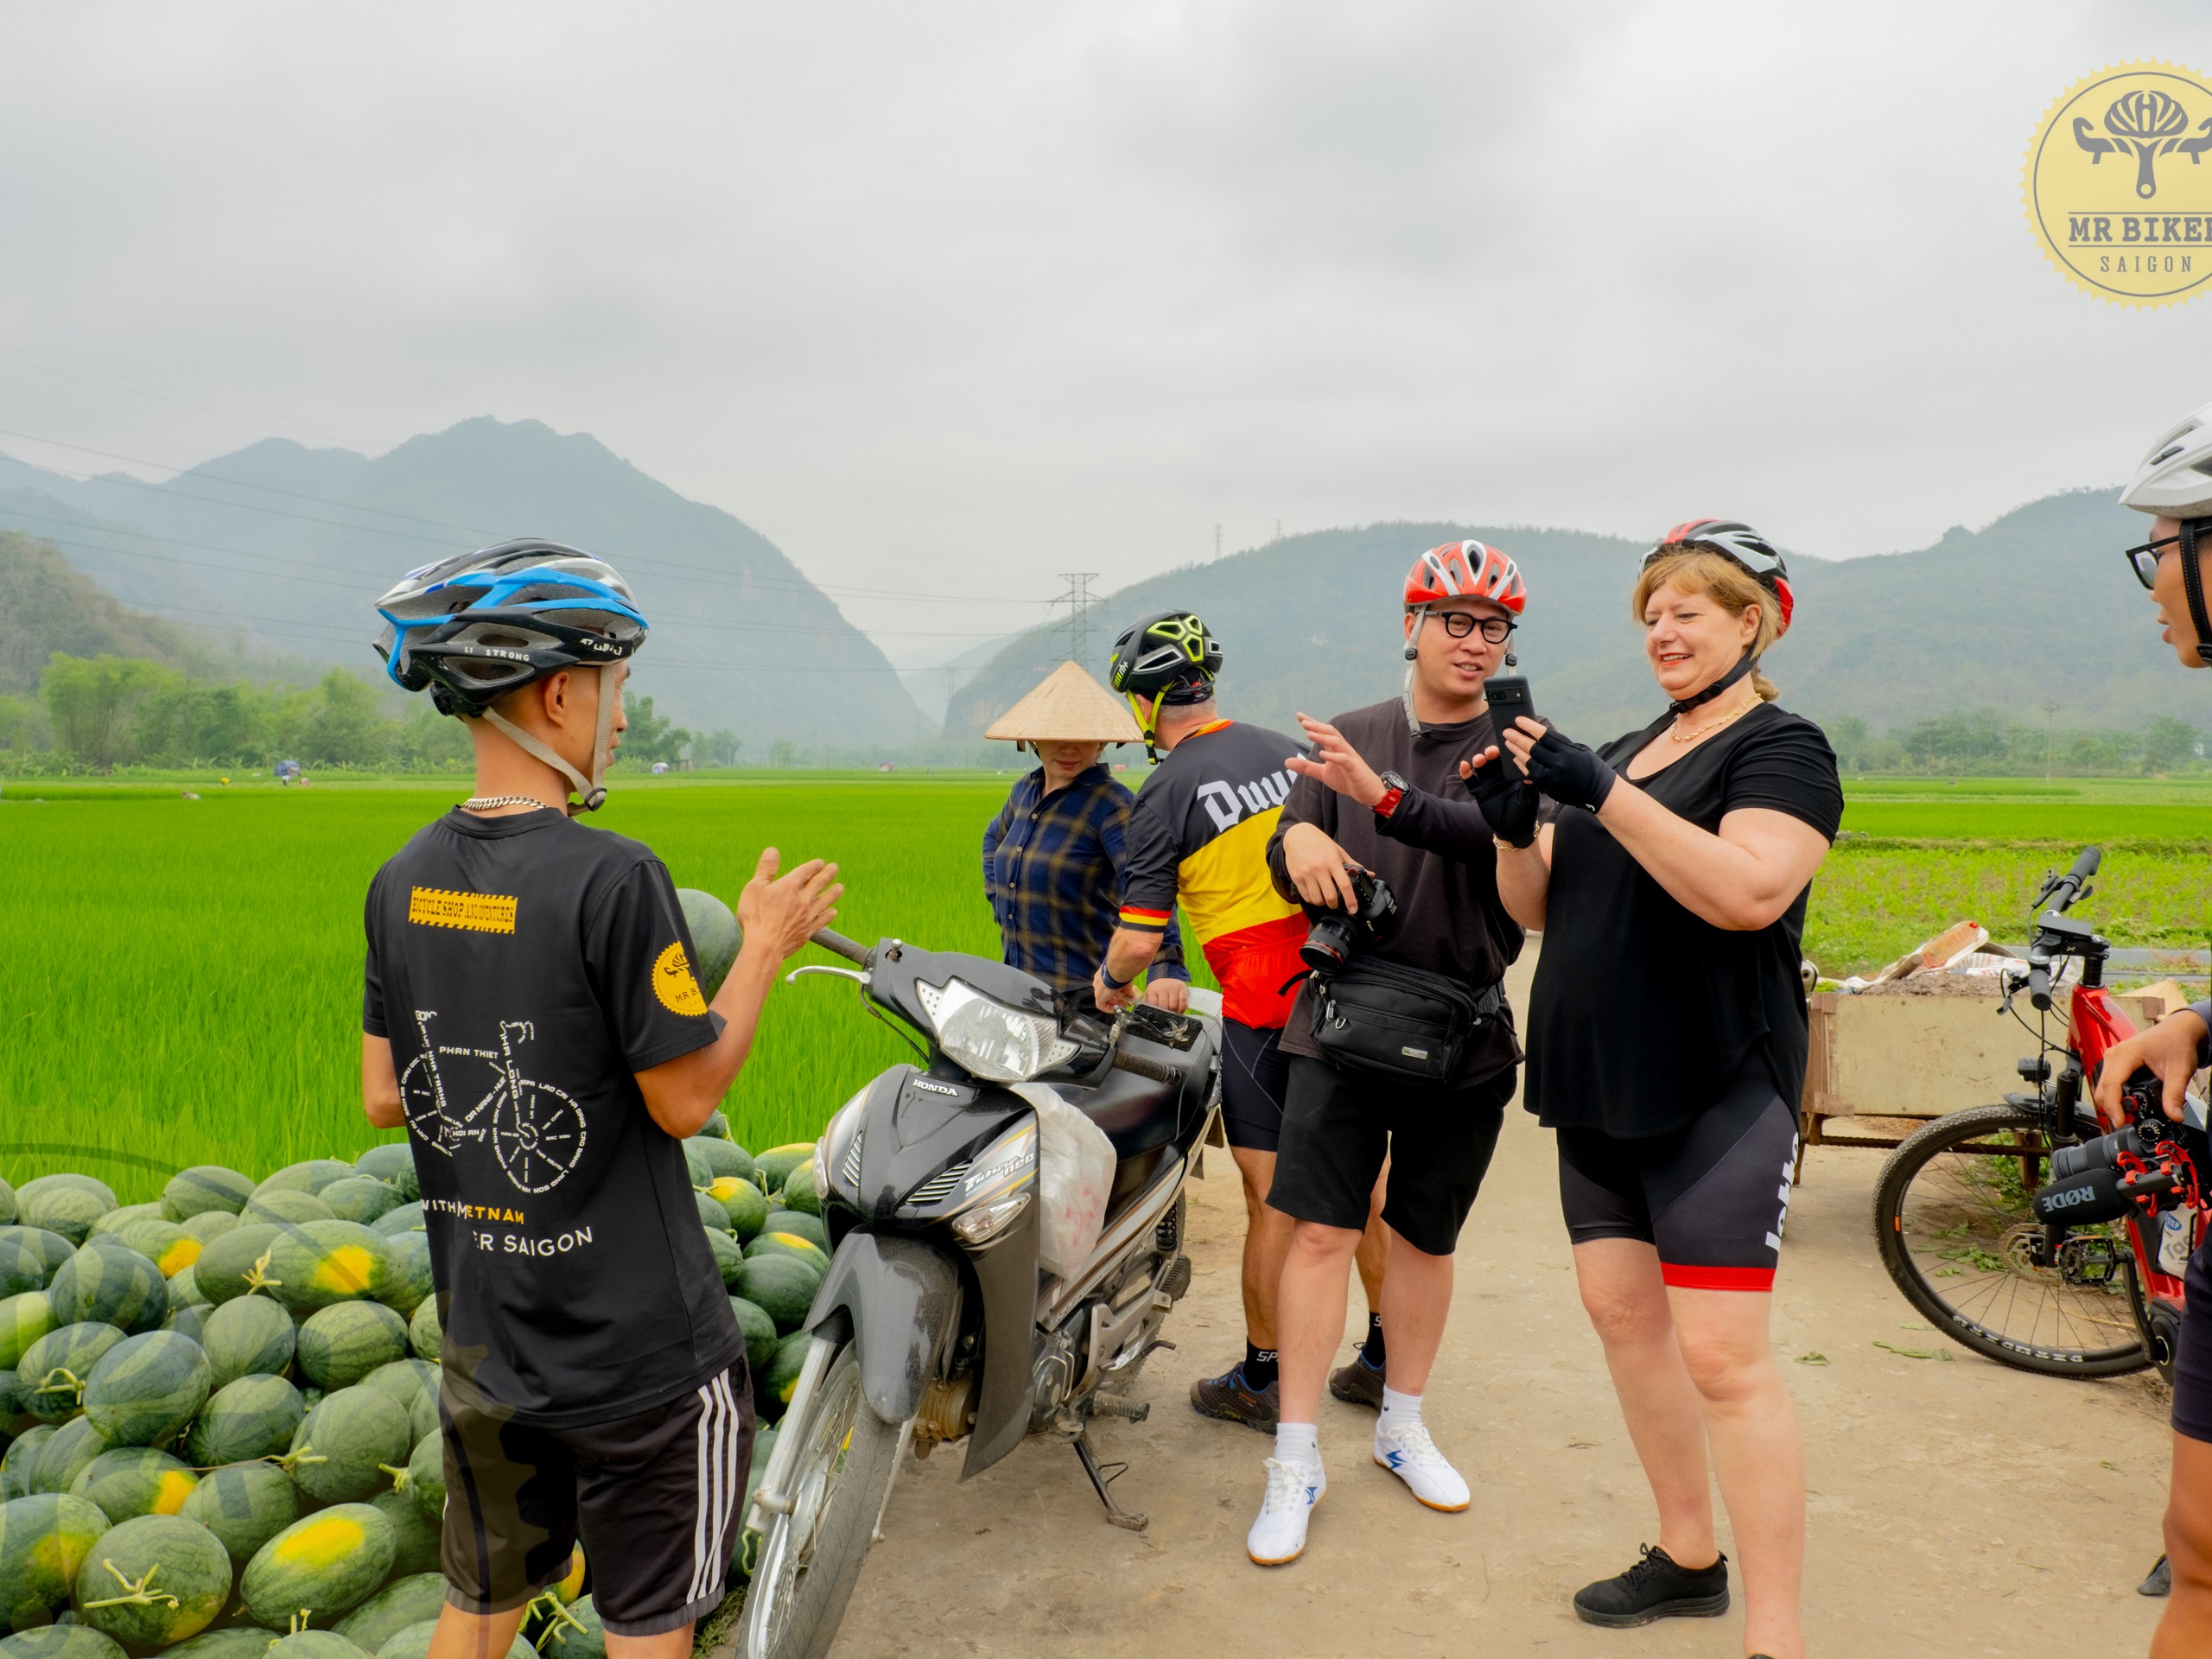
[{"xmin": 982, "ymin": 662, "xmax": 1189, "ymax": 1010}]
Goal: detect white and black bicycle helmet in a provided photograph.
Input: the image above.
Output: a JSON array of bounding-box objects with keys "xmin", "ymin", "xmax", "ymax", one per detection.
[
  {"xmin": 373, "ymin": 539, "xmax": 649, "ymax": 810},
  {"xmin": 2121, "ymin": 402, "xmax": 2212, "ymax": 664}
]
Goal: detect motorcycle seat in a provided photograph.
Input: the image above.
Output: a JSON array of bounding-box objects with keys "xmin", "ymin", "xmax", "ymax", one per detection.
[{"xmin": 1067, "ymin": 1064, "xmax": 1185, "ymax": 1160}]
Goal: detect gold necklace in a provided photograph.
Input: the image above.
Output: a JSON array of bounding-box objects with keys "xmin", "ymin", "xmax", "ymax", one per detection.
[{"xmin": 1669, "ymin": 692, "xmax": 1758, "ymax": 746}]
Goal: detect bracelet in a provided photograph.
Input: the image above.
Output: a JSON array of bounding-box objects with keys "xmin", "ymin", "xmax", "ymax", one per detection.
[{"xmin": 1098, "ymin": 963, "xmax": 1134, "ymax": 991}]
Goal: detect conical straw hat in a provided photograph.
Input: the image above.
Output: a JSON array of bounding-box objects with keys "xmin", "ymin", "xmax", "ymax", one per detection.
[{"xmin": 983, "ymin": 661, "xmax": 1141, "ymax": 744}]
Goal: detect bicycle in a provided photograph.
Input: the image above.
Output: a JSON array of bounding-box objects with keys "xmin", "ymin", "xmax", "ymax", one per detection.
[
  {"xmin": 1872, "ymin": 846, "xmax": 2208, "ymax": 1378},
  {"xmin": 397, "ymin": 1009, "xmax": 590, "ymax": 1195}
]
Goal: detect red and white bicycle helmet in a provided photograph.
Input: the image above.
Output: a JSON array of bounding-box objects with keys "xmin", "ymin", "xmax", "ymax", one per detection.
[
  {"xmin": 1404, "ymin": 540, "xmax": 1527, "ymax": 613},
  {"xmin": 1644, "ymin": 518, "xmax": 1794, "ymax": 636}
]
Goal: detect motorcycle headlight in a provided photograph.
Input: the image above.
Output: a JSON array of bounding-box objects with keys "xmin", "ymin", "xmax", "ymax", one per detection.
[
  {"xmin": 817, "ymin": 1090, "xmax": 867, "ymax": 1203},
  {"xmin": 914, "ymin": 978, "xmax": 1077, "ymax": 1083},
  {"xmin": 945, "ymin": 1120, "xmax": 1037, "ymax": 1245}
]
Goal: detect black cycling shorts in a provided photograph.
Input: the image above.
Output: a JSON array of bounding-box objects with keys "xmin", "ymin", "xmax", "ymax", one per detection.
[
  {"xmin": 1266, "ymin": 1055, "xmax": 1513, "ymax": 1256},
  {"xmin": 1555, "ymin": 1060, "xmax": 1799, "ymax": 1293},
  {"xmin": 1220, "ymin": 1018, "xmax": 1292, "ymax": 1153},
  {"xmin": 2173, "ymin": 1240, "xmax": 2212, "ymax": 1445},
  {"xmin": 440, "ymin": 1360, "xmax": 753, "ymax": 1637}
]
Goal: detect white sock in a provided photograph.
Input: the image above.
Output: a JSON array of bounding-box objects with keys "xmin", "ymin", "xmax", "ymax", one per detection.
[
  {"xmin": 1379, "ymin": 1386, "xmax": 1423, "ymax": 1438},
  {"xmin": 1274, "ymin": 1421, "xmax": 1319, "ymax": 1469}
]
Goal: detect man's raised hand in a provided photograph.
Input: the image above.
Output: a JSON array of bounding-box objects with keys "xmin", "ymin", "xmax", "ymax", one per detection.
[
  {"xmin": 1286, "ymin": 713, "xmax": 1387, "ymax": 808},
  {"xmin": 740, "ymin": 847, "xmax": 845, "ymax": 960}
]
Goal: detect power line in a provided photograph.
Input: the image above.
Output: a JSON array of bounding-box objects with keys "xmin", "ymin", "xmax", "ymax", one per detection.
[{"xmin": 1052, "ymin": 570, "xmax": 1098, "ymax": 667}]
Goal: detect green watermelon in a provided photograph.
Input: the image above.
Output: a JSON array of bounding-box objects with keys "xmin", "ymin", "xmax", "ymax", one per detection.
[
  {"xmin": 783, "ymin": 1163, "xmax": 823, "ymax": 1217},
  {"xmin": 693, "ymin": 1192, "xmax": 731, "ymax": 1234},
  {"xmin": 241, "ymin": 1192, "xmax": 335, "ymax": 1229},
  {"xmin": 742, "ymin": 1232, "xmax": 829, "ymax": 1281},
  {"xmin": 693, "ymin": 1109, "xmax": 733, "ymax": 1141},
  {"xmin": 531, "ymin": 1593, "xmax": 605, "ymax": 1659},
  {"xmin": 190, "ymin": 1226, "xmax": 282, "ymax": 1307},
  {"xmin": 350, "ymin": 1147, "xmax": 418, "ymax": 1204},
  {"xmin": 332, "ymin": 1573, "xmax": 445, "ymax": 1656},
  {"xmin": 691, "ymin": 1137, "xmax": 753, "ymax": 1185},
  {"xmin": 269, "ymin": 1633, "xmax": 372, "ymax": 1659},
  {"xmin": 370, "ymin": 1205, "xmax": 424, "ymax": 1240},
  {"xmin": 755, "ymin": 1332, "xmax": 811, "ymax": 1423},
  {"xmin": 316, "ymin": 1181, "xmax": 401, "ymax": 1229},
  {"xmin": 166, "ymin": 1264, "xmax": 210, "ymax": 1311},
  {"xmin": 405, "ymin": 1301, "xmax": 439, "ymax": 1363},
  {"xmin": 373, "ymin": 1624, "xmax": 534, "ymax": 1659},
  {"xmin": 727, "ymin": 1299, "xmax": 777, "ymax": 1375},
  {"xmin": 178, "ymin": 1461, "xmax": 298, "ymax": 1567},
  {"xmin": 0, "ymin": 1230, "xmax": 75, "ymax": 1288},
  {"xmin": 162, "ymin": 1628, "xmax": 287, "ymax": 1659},
  {"xmin": 375, "ymin": 1236, "xmax": 431, "ymax": 1322},
  {"xmin": 28, "ymin": 1420, "xmax": 109, "ymax": 1497},
  {"xmin": 0, "ymin": 1627, "xmax": 126, "ymax": 1659},
  {"xmin": 703, "ymin": 1229, "xmax": 745, "ymax": 1289},
  {"xmin": 760, "ymin": 1211, "xmax": 828, "ymax": 1252},
  {"xmin": 86, "ymin": 1206, "xmax": 160, "ymax": 1242},
  {"xmin": 365, "ymin": 1490, "xmax": 438, "ymax": 1580},
  {"xmin": 200, "ymin": 1296, "xmax": 296, "ymax": 1390},
  {"xmin": 67, "ymin": 1447, "xmax": 197, "ymax": 1522},
  {"xmin": 46, "ymin": 1243, "xmax": 166, "ymax": 1337},
  {"xmin": 185, "ymin": 1375, "xmax": 303, "ymax": 1466},
  {"xmin": 731, "ymin": 1256, "xmax": 817, "ymax": 1330},
  {"xmin": 160, "ymin": 1304, "xmax": 207, "ymax": 1345},
  {"xmin": 19, "ymin": 1325, "xmax": 129, "ymax": 1422},
  {"xmin": 1, "ymin": 1431, "xmax": 56, "ymax": 1503},
  {"xmin": 285, "ymin": 1389, "xmax": 410, "ymax": 1504},
  {"xmin": 68, "ymin": 1512, "xmax": 228, "ymax": 1648},
  {"xmin": 160, "ymin": 1168, "xmax": 254, "ymax": 1225},
  {"xmin": 0, "ymin": 1294, "xmax": 55, "ymax": 1370},
  {"xmin": 0, "ymin": 1493, "xmax": 110, "ymax": 1631},
  {"xmin": 0, "ymin": 1183, "xmax": 12, "ymax": 1229},
  {"xmin": 753, "ymin": 1145, "xmax": 813, "ymax": 1195},
  {"xmin": 681, "ymin": 1141, "xmax": 714, "ymax": 1190},
  {"xmin": 178, "ymin": 1211, "xmax": 239, "ymax": 1249},
  {"xmin": 0, "ymin": 1242, "xmax": 50, "ymax": 1302},
  {"xmin": 254, "ymin": 1163, "xmax": 356, "ymax": 1202},
  {"xmin": 81, "ymin": 1332, "xmax": 210, "ymax": 1448},
  {"xmin": 16, "ymin": 1181, "xmax": 116, "ymax": 1249},
  {"xmin": 265, "ymin": 1224, "xmax": 391, "ymax": 1313},
  {"xmin": 106, "ymin": 1221, "xmax": 195, "ymax": 1280},
  {"xmin": 239, "ymin": 1503, "xmax": 396, "ymax": 1627},
  {"xmin": 297, "ymin": 1305, "xmax": 409, "ymax": 1391},
  {"xmin": 403, "ymin": 1434, "xmax": 442, "ymax": 1523},
  {"xmin": 676, "ymin": 888, "xmax": 741, "ymax": 1001},
  {"xmin": 0, "ymin": 1371, "xmax": 22, "ymax": 1419},
  {"xmin": 357, "ymin": 1362, "xmax": 438, "ymax": 1443},
  {"xmin": 707, "ymin": 1179, "xmax": 768, "ymax": 1239}
]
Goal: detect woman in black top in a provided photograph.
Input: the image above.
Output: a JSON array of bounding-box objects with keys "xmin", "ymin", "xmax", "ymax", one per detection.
[{"xmin": 1291, "ymin": 520, "xmax": 1839, "ymax": 1659}]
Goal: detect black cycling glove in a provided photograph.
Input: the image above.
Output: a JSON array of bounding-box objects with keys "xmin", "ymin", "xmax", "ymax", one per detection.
[
  {"xmin": 1522, "ymin": 724, "xmax": 1617, "ymax": 814},
  {"xmin": 1462, "ymin": 750, "xmax": 1538, "ymax": 847}
]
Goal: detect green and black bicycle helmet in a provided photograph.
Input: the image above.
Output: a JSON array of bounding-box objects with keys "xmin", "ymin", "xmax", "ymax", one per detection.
[{"xmin": 1107, "ymin": 611, "xmax": 1222, "ymax": 757}]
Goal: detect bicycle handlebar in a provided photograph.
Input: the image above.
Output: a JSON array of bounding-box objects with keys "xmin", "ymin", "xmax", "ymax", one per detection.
[
  {"xmin": 2035, "ymin": 844, "xmax": 2103, "ymax": 915},
  {"xmin": 809, "ymin": 928, "xmax": 871, "ymax": 966},
  {"xmin": 1111, "ymin": 1050, "xmax": 1180, "ymax": 1084}
]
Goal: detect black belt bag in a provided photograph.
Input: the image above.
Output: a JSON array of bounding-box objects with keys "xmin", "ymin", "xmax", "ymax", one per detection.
[{"xmin": 1306, "ymin": 957, "xmax": 1503, "ymax": 1084}]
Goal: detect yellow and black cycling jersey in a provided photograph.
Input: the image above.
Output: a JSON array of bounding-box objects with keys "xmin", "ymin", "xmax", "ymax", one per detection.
[{"xmin": 1119, "ymin": 719, "xmax": 1308, "ymax": 1029}]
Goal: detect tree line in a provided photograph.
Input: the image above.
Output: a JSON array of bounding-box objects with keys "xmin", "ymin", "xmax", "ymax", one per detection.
[{"xmin": 1822, "ymin": 709, "xmax": 2205, "ymax": 775}]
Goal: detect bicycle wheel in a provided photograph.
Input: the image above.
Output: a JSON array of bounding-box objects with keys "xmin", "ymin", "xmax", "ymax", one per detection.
[{"xmin": 1873, "ymin": 1103, "xmax": 2151, "ymax": 1377}]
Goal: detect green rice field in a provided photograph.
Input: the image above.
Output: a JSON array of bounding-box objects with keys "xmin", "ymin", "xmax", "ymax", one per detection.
[{"xmin": 3, "ymin": 772, "xmax": 2208, "ymax": 1201}]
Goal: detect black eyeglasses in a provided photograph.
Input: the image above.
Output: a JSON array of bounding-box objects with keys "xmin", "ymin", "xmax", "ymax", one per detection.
[
  {"xmin": 1436, "ymin": 612, "xmax": 1516, "ymax": 644},
  {"xmin": 2125, "ymin": 533, "xmax": 2180, "ymax": 590}
]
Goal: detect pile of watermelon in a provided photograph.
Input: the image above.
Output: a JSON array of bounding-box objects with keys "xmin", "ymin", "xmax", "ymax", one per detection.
[{"xmin": 0, "ymin": 1114, "xmax": 829, "ymax": 1659}]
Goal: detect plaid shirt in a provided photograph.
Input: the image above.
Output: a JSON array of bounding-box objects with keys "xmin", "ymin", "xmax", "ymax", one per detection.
[{"xmin": 982, "ymin": 763, "xmax": 1187, "ymax": 996}]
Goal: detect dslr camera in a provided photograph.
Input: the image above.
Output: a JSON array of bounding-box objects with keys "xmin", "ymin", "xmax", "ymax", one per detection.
[{"xmin": 1300, "ymin": 868, "xmax": 1399, "ymax": 974}]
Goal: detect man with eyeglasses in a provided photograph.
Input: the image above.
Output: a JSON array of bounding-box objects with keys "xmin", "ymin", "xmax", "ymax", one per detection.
[
  {"xmin": 2096, "ymin": 401, "xmax": 2212, "ymax": 1656},
  {"xmin": 1238, "ymin": 542, "xmax": 1530, "ymax": 1567}
]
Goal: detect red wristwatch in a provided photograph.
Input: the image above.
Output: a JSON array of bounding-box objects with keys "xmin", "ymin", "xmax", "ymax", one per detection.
[{"xmin": 1372, "ymin": 770, "xmax": 1409, "ymax": 820}]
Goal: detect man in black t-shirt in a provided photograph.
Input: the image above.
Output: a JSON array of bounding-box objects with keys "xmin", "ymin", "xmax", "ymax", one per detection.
[{"xmin": 362, "ymin": 542, "xmax": 841, "ymax": 1658}]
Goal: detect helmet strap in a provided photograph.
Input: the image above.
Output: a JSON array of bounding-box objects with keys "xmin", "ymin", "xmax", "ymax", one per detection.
[
  {"xmin": 1128, "ymin": 692, "xmax": 1161, "ymax": 764},
  {"xmin": 478, "ymin": 665, "xmax": 612, "ymax": 813},
  {"xmin": 1668, "ymin": 649, "xmax": 1757, "ymax": 716},
  {"xmin": 2183, "ymin": 518, "xmax": 2212, "ymax": 665},
  {"xmin": 1402, "ymin": 607, "xmax": 1428, "ymax": 734}
]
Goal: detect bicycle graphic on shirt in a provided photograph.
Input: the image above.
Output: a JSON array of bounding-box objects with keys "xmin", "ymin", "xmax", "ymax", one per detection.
[{"xmin": 399, "ymin": 1011, "xmax": 589, "ymax": 1195}]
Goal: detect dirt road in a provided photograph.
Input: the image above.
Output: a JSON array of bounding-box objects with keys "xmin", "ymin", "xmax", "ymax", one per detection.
[{"xmin": 828, "ymin": 950, "xmax": 2174, "ymax": 1657}]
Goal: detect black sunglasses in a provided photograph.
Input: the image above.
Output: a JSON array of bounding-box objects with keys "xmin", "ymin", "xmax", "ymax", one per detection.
[
  {"xmin": 2125, "ymin": 532, "xmax": 2181, "ymax": 590},
  {"xmin": 1436, "ymin": 612, "xmax": 1516, "ymax": 644}
]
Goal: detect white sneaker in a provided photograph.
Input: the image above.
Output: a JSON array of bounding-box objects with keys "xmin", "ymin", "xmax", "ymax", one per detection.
[
  {"xmin": 1246, "ymin": 1457, "xmax": 1325, "ymax": 1565},
  {"xmin": 1373, "ymin": 1419, "xmax": 1470, "ymax": 1512}
]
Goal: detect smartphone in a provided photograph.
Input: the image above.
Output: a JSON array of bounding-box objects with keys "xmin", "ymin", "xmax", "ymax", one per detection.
[{"xmin": 1484, "ymin": 676, "xmax": 1535, "ymax": 780}]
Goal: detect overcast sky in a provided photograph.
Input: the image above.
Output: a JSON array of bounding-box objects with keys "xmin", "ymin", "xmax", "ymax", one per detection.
[{"xmin": 4, "ymin": 2, "xmax": 2212, "ymax": 662}]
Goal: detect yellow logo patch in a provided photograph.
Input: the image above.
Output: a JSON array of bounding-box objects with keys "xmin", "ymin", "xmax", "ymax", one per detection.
[
  {"xmin": 408, "ymin": 887, "xmax": 518, "ymax": 934},
  {"xmin": 653, "ymin": 942, "xmax": 709, "ymax": 1016}
]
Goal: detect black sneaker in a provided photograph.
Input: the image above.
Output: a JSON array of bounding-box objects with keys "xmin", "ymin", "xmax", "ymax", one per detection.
[
  {"xmin": 1572, "ymin": 1544, "xmax": 1730, "ymax": 1627},
  {"xmin": 1328, "ymin": 1351, "xmax": 1385, "ymax": 1409},
  {"xmin": 1189, "ymin": 1364, "xmax": 1279, "ymax": 1431}
]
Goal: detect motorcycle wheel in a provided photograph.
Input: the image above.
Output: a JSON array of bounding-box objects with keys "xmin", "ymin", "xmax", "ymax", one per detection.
[{"xmin": 739, "ymin": 1339, "xmax": 904, "ymax": 1659}]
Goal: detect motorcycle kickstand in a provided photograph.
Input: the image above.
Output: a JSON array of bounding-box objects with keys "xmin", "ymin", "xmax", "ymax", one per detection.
[{"xmin": 1069, "ymin": 1429, "xmax": 1148, "ymax": 1533}]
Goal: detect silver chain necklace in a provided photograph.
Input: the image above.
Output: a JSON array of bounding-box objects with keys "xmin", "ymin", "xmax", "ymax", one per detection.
[{"xmin": 459, "ymin": 795, "xmax": 553, "ymax": 812}]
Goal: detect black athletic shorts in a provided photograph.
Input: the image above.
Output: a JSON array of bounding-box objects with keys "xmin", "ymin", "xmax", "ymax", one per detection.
[
  {"xmin": 1555, "ymin": 1059, "xmax": 1798, "ymax": 1292},
  {"xmin": 1220, "ymin": 1018, "xmax": 1292, "ymax": 1153},
  {"xmin": 2172, "ymin": 1240, "xmax": 2212, "ymax": 1444},
  {"xmin": 1266, "ymin": 1055, "xmax": 1513, "ymax": 1256},
  {"xmin": 440, "ymin": 1360, "xmax": 753, "ymax": 1637}
]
